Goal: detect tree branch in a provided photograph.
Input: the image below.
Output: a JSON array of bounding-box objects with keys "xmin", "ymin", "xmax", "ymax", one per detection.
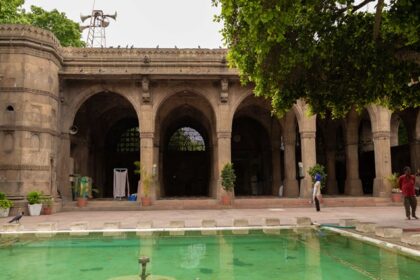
[
  {"xmin": 373, "ymin": 0, "xmax": 384, "ymax": 41},
  {"xmin": 337, "ymin": 0, "xmax": 375, "ymax": 14}
]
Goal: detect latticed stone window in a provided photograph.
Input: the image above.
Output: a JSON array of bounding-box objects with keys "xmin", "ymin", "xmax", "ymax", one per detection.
[
  {"xmin": 168, "ymin": 127, "xmax": 205, "ymax": 151},
  {"xmin": 117, "ymin": 127, "xmax": 140, "ymax": 152}
]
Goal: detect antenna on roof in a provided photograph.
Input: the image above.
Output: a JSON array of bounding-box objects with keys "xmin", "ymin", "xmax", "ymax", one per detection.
[{"xmin": 79, "ymin": 0, "xmax": 117, "ymax": 48}]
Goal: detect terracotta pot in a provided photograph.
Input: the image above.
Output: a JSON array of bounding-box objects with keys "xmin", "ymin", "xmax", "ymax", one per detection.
[
  {"xmin": 141, "ymin": 196, "xmax": 151, "ymax": 207},
  {"xmin": 43, "ymin": 207, "xmax": 52, "ymax": 215},
  {"xmin": 77, "ymin": 197, "xmax": 88, "ymax": 207},
  {"xmin": 391, "ymin": 192, "xmax": 402, "ymax": 203},
  {"xmin": 221, "ymin": 194, "xmax": 232, "ymax": 205}
]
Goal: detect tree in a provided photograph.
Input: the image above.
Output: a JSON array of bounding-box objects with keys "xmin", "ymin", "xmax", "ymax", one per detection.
[
  {"xmin": 213, "ymin": 0, "xmax": 419, "ymax": 118},
  {"xmin": 0, "ymin": 0, "xmax": 84, "ymax": 47}
]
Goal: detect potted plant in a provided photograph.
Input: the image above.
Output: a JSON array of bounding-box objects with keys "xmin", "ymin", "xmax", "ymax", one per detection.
[
  {"xmin": 134, "ymin": 161, "xmax": 153, "ymax": 206},
  {"xmin": 42, "ymin": 196, "xmax": 54, "ymax": 215},
  {"xmin": 388, "ymin": 173, "xmax": 402, "ymax": 202},
  {"xmin": 0, "ymin": 192, "xmax": 13, "ymax": 217},
  {"xmin": 76, "ymin": 176, "xmax": 90, "ymax": 207},
  {"xmin": 220, "ymin": 162, "xmax": 236, "ymax": 205},
  {"xmin": 27, "ymin": 191, "xmax": 43, "ymax": 216},
  {"xmin": 308, "ymin": 164, "xmax": 327, "ymax": 189}
]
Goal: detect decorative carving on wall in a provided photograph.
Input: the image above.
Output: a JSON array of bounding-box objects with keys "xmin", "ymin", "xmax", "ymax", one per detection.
[
  {"xmin": 220, "ymin": 78, "xmax": 229, "ymax": 103},
  {"xmin": 141, "ymin": 77, "xmax": 151, "ymax": 103}
]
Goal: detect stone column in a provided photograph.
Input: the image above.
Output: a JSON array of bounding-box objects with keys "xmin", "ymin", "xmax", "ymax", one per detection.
[
  {"xmin": 217, "ymin": 131, "xmax": 232, "ymax": 199},
  {"xmin": 369, "ymin": 105, "xmax": 392, "ymax": 197},
  {"xmin": 283, "ymin": 112, "xmax": 299, "ymax": 197},
  {"xmin": 344, "ymin": 111, "xmax": 363, "ymax": 195},
  {"xmin": 139, "ymin": 132, "xmax": 154, "ymax": 199},
  {"xmin": 57, "ymin": 135, "xmax": 72, "ymax": 200},
  {"xmin": 325, "ymin": 149, "xmax": 338, "ymax": 194},
  {"xmin": 300, "ymin": 131, "xmax": 317, "ymax": 198},
  {"xmin": 410, "ymin": 139, "xmax": 420, "ymax": 172},
  {"xmin": 139, "ymin": 102, "xmax": 155, "ymax": 200}
]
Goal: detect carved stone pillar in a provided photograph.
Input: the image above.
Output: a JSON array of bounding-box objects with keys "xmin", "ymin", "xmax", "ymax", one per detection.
[
  {"xmin": 410, "ymin": 139, "xmax": 420, "ymax": 171},
  {"xmin": 139, "ymin": 132, "xmax": 155, "ymax": 199},
  {"xmin": 369, "ymin": 105, "xmax": 392, "ymax": 197},
  {"xmin": 283, "ymin": 112, "xmax": 299, "ymax": 197},
  {"xmin": 344, "ymin": 111, "xmax": 363, "ymax": 195},
  {"xmin": 217, "ymin": 131, "xmax": 232, "ymax": 199},
  {"xmin": 300, "ymin": 131, "xmax": 317, "ymax": 198},
  {"xmin": 372, "ymin": 131, "xmax": 392, "ymax": 197}
]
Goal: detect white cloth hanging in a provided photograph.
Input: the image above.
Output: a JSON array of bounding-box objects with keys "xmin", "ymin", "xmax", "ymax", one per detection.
[{"xmin": 113, "ymin": 168, "xmax": 130, "ymax": 199}]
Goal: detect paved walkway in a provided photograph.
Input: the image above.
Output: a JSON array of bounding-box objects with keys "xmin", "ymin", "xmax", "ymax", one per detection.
[{"xmin": 1, "ymin": 206, "xmax": 420, "ymax": 231}]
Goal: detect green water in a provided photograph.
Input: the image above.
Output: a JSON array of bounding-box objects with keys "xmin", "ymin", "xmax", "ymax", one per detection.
[{"xmin": 0, "ymin": 229, "xmax": 419, "ymax": 280}]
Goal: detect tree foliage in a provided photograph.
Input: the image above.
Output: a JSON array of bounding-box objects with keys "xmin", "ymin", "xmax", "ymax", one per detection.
[
  {"xmin": 0, "ymin": 0, "xmax": 84, "ymax": 47},
  {"xmin": 213, "ymin": 0, "xmax": 419, "ymax": 118}
]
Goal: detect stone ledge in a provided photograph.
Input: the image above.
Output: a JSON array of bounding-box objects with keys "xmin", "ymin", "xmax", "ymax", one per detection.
[
  {"xmin": 69, "ymin": 222, "xmax": 89, "ymax": 236},
  {"xmin": 375, "ymin": 226, "xmax": 402, "ymax": 238},
  {"xmin": 295, "ymin": 217, "xmax": 312, "ymax": 227},
  {"xmin": 169, "ymin": 221, "xmax": 185, "ymax": 236},
  {"xmin": 201, "ymin": 219, "xmax": 217, "ymax": 235},
  {"xmin": 232, "ymin": 219, "xmax": 249, "ymax": 235},
  {"xmin": 103, "ymin": 222, "xmax": 122, "ymax": 236},
  {"xmin": 339, "ymin": 219, "xmax": 359, "ymax": 227},
  {"xmin": 355, "ymin": 222, "xmax": 377, "ymax": 233},
  {"xmin": 401, "ymin": 234, "xmax": 420, "ymax": 246},
  {"xmin": 136, "ymin": 221, "xmax": 153, "ymax": 236}
]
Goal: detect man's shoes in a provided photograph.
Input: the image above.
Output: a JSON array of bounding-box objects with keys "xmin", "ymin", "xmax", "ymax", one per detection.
[
  {"xmin": 413, "ymin": 216, "xmax": 419, "ymax": 220},
  {"xmin": 407, "ymin": 216, "xmax": 411, "ymax": 220}
]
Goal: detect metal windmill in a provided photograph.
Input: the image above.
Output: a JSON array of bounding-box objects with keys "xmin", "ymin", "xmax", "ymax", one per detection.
[{"xmin": 80, "ymin": 9, "xmax": 117, "ymax": 48}]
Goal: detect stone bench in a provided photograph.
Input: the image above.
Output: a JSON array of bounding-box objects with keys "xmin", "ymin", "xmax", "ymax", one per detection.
[
  {"xmin": 169, "ymin": 220, "xmax": 185, "ymax": 236},
  {"xmin": 201, "ymin": 219, "xmax": 217, "ymax": 235},
  {"xmin": 232, "ymin": 219, "xmax": 249, "ymax": 235},
  {"xmin": 295, "ymin": 217, "xmax": 312, "ymax": 227},
  {"xmin": 136, "ymin": 221, "xmax": 153, "ymax": 236},
  {"xmin": 375, "ymin": 226, "xmax": 402, "ymax": 238},
  {"xmin": 339, "ymin": 219, "xmax": 359, "ymax": 227},
  {"xmin": 69, "ymin": 222, "xmax": 89, "ymax": 236},
  {"xmin": 355, "ymin": 222, "xmax": 376, "ymax": 233},
  {"xmin": 263, "ymin": 218, "xmax": 280, "ymax": 234}
]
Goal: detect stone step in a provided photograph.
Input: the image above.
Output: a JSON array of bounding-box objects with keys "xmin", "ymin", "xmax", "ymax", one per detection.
[{"xmin": 61, "ymin": 196, "xmax": 394, "ymax": 211}]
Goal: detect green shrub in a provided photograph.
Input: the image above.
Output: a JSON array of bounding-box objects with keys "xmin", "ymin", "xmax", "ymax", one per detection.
[
  {"xmin": 0, "ymin": 192, "xmax": 13, "ymax": 209},
  {"xmin": 221, "ymin": 163, "xmax": 236, "ymax": 192},
  {"xmin": 27, "ymin": 191, "xmax": 42, "ymax": 205},
  {"xmin": 307, "ymin": 164, "xmax": 327, "ymax": 189}
]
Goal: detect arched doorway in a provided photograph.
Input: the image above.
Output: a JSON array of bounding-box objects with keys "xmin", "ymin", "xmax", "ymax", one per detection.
[
  {"xmin": 156, "ymin": 91, "xmax": 216, "ymax": 198},
  {"xmin": 164, "ymin": 125, "xmax": 210, "ymax": 196},
  {"xmin": 232, "ymin": 116, "xmax": 272, "ymax": 195},
  {"xmin": 70, "ymin": 92, "xmax": 139, "ymax": 198}
]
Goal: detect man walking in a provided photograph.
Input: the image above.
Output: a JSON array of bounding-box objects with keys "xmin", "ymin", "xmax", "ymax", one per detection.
[{"xmin": 399, "ymin": 166, "xmax": 417, "ymax": 220}]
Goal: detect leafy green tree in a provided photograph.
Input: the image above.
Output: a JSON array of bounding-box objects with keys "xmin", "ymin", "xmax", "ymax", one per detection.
[
  {"xmin": 213, "ymin": 0, "xmax": 419, "ymax": 118},
  {"xmin": 0, "ymin": 0, "xmax": 27, "ymax": 24},
  {"xmin": 0, "ymin": 0, "xmax": 84, "ymax": 47}
]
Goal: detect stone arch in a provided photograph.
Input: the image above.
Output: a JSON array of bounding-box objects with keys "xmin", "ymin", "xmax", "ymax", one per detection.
[
  {"xmin": 155, "ymin": 90, "xmax": 217, "ymax": 198},
  {"xmin": 65, "ymin": 85, "xmax": 141, "ymax": 132},
  {"xmin": 70, "ymin": 91, "xmax": 140, "ymax": 198},
  {"xmin": 232, "ymin": 95, "xmax": 282, "ymax": 196}
]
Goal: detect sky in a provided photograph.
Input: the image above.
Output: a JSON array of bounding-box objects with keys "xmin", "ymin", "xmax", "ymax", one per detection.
[{"xmin": 23, "ymin": 0, "xmax": 224, "ymax": 48}]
